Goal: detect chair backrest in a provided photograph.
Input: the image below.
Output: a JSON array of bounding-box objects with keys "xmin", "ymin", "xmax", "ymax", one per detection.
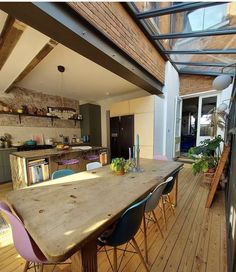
[
  {"xmin": 154, "ymin": 155, "xmax": 168, "ymax": 161},
  {"xmin": 145, "ymin": 176, "xmax": 173, "ymax": 213},
  {"xmin": 0, "ymin": 202, "xmax": 46, "ymax": 263},
  {"xmin": 105, "ymin": 194, "xmax": 150, "ymax": 247},
  {"xmin": 163, "ymin": 169, "xmax": 179, "ymax": 195},
  {"xmin": 51, "ymin": 169, "xmax": 75, "ymax": 179},
  {"xmin": 86, "ymin": 162, "xmax": 102, "ymax": 171}
]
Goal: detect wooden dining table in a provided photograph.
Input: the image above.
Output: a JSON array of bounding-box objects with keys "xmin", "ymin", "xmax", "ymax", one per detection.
[{"xmin": 6, "ymin": 158, "xmax": 183, "ymax": 272}]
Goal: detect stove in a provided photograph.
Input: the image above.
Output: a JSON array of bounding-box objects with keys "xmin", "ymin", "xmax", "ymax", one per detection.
[{"xmin": 17, "ymin": 145, "xmax": 53, "ymax": 152}]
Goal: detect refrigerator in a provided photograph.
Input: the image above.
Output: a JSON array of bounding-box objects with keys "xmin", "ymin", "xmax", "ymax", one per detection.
[{"xmin": 110, "ymin": 115, "xmax": 134, "ymax": 160}]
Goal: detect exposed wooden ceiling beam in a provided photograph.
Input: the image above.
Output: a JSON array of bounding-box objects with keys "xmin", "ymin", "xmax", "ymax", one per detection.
[
  {"xmin": 5, "ymin": 39, "xmax": 58, "ymax": 93},
  {"xmin": 0, "ymin": 15, "xmax": 26, "ymax": 70}
]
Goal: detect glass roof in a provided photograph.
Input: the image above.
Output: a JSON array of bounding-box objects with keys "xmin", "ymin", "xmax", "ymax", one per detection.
[{"xmin": 128, "ymin": 2, "xmax": 236, "ymax": 76}]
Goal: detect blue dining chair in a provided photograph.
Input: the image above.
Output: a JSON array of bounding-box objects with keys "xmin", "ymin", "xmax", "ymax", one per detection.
[
  {"xmin": 98, "ymin": 195, "xmax": 150, "ymax": 272},
  {"xmin": 143, "ymin": 177, "xmax": 173, "ymax": 263},
  {"xmin": 51, "ymin": 169, "xmax": 75, "ymax": 180}
]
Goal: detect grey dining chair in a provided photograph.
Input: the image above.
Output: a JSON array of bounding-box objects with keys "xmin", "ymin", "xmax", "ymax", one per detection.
[{"xmin": 143, "ymin": 176, "xmax": 173, "ymax": 263}]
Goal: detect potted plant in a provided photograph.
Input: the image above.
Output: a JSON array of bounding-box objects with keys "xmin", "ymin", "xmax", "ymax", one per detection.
[
  {"xmin": 110, "ymin": 157, "xmax": 129, "ymax": 175},
  {"xmin": 188, "ymin": 135, "xmax": 224, "ymax": 182}
]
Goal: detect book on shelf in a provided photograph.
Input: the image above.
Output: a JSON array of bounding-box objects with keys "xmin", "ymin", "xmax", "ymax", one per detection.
[{"xmin": 28, "ymin": 158, "xmax": 49, "ymax": 184}]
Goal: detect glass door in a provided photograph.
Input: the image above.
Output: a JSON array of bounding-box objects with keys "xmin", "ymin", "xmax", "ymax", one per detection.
[
  {"xmin": 173, "ymin": 97, "xmax": 182, "ymax": 158},
  {"xmin": 196, "ymin": 94, "xmax": 219, "ymax": 146}
]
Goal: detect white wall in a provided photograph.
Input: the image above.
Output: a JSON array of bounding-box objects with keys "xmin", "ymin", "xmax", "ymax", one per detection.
[
  {"xmin": 97, "ymin": 89, "xmax": 149, "ymax": 147},
  {"xmin": 160, "ymin": 61, "xmax": 180, "ymax": 159}
]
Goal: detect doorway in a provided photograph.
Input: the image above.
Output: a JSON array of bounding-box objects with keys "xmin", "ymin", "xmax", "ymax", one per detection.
[
  {"xmin": 180, "ymin": 97, "xmax": 199, "ymax": 156},
  {"xmin": 179, "ymin": 94, "xmax": 219, "ymax": 157}
]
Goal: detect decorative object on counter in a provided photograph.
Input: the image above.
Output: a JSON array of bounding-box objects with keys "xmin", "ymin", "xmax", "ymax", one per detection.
[
  {"xmin": 130, "ymin": 134, "xmax": 143, "ymax": 172},
  {"xmin": 110, "ymin": 157, "xmax": 130, "ymax": 176},
  {"xmin": 56, "ymin": 143, "xmax": 70, "ymax": 150},
  {"xmin": 32, "ymin": 134, "xmax": 44, "ymax": 145},
  {"xmin": 45, "ymin": 138, "xmax": 54, "ymax": 145},
  {"xmin": 24, "ymin": 140, "xmax": 37, "ymax": 147},
  {"xmin": 11, "ymin": 141, "xmax": 23, "ymax": 147},
  {"xmin": 0, "ymin": 133, "xmax": 12, "ymax": 148}
]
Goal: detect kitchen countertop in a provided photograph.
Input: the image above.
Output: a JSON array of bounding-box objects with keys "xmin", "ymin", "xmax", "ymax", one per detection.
[
  {"xmin": 0, "ymin": 147, "xmax": 18, "ymax": 151},
  {"xmin": 12, "ymin": 147, "xmax": 107, "ymax": 159}
]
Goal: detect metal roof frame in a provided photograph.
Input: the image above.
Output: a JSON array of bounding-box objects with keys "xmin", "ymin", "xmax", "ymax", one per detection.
[
  {"xmin": 179, "ymin": 69, "xmax": 234, "ymax": 77},
  {"xmin": 152, "ymin": 28, "xmax": 236, "ymax": 40},
  {"xmin": 164, "ymin": 49, "xmax": 236, "ymax": 55},
  {"xmin": 127, "ymin": 2, "xmax": 235, "ymax": 77},
  {"xmin": 136, "ymin": 2, "xmax": 225, "ymax": 19},
  {"xmin": 173, "ymin": 62, "xmax": 230, "ymax": 67}
]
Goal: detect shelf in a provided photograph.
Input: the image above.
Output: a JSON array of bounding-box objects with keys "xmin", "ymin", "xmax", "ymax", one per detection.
[{"xmin": 0, "ymin": 111, "xmax": 82, "ymax": 126}]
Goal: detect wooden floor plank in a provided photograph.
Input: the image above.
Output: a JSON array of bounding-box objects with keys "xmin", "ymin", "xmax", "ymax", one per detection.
[{"xmin": 0, "ymin": 166, "xmax": 227, "ymax": 272}]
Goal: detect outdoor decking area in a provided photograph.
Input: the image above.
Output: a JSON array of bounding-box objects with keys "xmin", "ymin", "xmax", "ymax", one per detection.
[{"xmin": 0, "ymin": 165, "xmax": 227, "ymax": 272}]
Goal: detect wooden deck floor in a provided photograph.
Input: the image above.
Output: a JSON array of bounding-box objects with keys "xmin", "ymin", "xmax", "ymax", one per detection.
[{"xmin": 0, "ymin": 165, "xmax": 227, "ymax": 272}]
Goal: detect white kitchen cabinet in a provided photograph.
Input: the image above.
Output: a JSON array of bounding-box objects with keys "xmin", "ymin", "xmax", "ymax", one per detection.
[{"xmin": 110, "ymin": 95, "xmax": 157, "ymax": 159}]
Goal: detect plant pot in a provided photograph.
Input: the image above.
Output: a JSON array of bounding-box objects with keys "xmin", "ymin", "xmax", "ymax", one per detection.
[
  {"xmin": 203, "ymin": 171, "xmax": 215, "ymax": 185},
  {"xmin": 115, "ymin": 169, "xmax": 125, "ymax": 176}
]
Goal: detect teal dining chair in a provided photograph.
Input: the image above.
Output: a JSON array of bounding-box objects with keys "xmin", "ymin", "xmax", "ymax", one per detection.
[
  {"xmin": 51, "ymin": 169, "xmax": 75, "ymax": 179},
  {"xmin": 98, "ymin": 195, "xmax": 150, "ymax": 272}
]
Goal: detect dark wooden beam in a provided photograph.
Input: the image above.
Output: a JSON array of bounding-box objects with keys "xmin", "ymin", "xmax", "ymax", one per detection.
[
  {"xmin": 5, "ymin": 39, "xmax": 58, "ymax": 93},
  {"xmin": 0, "ymin": 15, "xmax": 26, "ymax": 70},
  {"xmin": 0, "ymin": 2, "xmax": 163, "ymax": 95}
]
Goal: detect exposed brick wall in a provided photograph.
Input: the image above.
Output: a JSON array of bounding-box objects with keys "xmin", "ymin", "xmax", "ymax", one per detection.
[
  {"xmin": 68, "ymin": 2, "xmax": 165, "ymax": 84},
  {"xmin": 0, "ymin": 87, "xmax": 80, "ymax": 128},
  {"xmin": 180, "ymin": 75, "xmax": 215, "ymax": 95}
]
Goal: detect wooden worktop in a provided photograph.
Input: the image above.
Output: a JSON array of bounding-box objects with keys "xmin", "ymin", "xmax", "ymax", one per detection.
[
  {"xmin": 6, "ymin": 159, "xmax": 183, "ymax": 262},
  {"xmin": 12, "ymin": 146, "xmax": 106, "ymax": 159}
]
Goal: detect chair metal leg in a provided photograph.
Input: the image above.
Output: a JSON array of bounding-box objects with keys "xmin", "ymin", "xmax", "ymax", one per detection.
[
  {"xmin": 151, "ymin": 210, "xmax": 164, "ymax": 238},
  {"xmin": 161, "ymin": 196, "xmax": 167, "ymax": 229},
  {"xmin": 132, "ymin": 237, "xmax": 150, "ymax": 272},
  {"xmin": 39, "ymin": 264, "xmax": 44, "ymax": 272},
  {"xmin": 23, "ymin": 261, "xmax": 30, "ymax": 272},
  {"xmin": 143, "ymin": 215, "xmax": 148, "ymax": 264},
  {"xmin": 113, "ymin": 247, "xmax": 118, "ymax": 272}
]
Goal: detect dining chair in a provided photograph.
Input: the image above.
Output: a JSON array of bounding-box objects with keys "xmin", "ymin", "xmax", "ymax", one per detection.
[
  {"xmin": 51, "ymin": 169, "xmax": 75, "ymax": 179},
  {"xmin": 143, "ymin": 176, "xmax": 173, "ymax": 263},
  {"xmin": 86, "ymin": 161, "xmax": 102, "ymax": 171},
  {"xmin": 98, "ymin": 195, "xmax": 150, "ymax": 272},
  {"xmin": 0, "ymin": 202, "xmax": 70, "ymax": 272},
  {"xmin": 161, "ymin": 169, "xmax": 180, "ymax": 229}
]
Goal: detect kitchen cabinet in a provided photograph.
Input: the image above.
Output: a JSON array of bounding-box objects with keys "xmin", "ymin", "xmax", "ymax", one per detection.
[
  {"xmin": 110, "ymin": 95, "xmax": 157, "ymax": 159},
  {"xmin": 80, "ymin": 104, "xmax": 101, "ymax": 146},
  {"xmin": 0, "ymin": 148, "xmax": 17, "ymax": 183}
]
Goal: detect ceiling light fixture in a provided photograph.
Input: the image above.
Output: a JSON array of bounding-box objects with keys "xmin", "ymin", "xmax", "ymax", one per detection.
[{"xmin": 212, "ymin": 63, "xmax": 235, "ymax": 91}]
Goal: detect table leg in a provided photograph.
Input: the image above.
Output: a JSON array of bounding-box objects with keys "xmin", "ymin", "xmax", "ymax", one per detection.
[
  {"xmin": 71, "ymin": 239, "xmax": 98, "ymax": 272},
  {"xmin": 173, "ymin": 174, "xmax": 179, "ymax": 207}
]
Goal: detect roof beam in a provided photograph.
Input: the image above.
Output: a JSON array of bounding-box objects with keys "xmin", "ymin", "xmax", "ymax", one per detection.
[
  {"xmin": 164, "ymin": 49, "xmax": 236, "ymax": 54},
  {"xmin": 0, "ymin": 2, "xmax": 163, "ymax": 95},
  {"xmin": 136, "ymin": 2, "xmax": 225, "ymax": 19},
  {"xmin": 5, "ymin": 39, "xmax": 58, "ymax": 93},
  {"xmin": 174, "ymin": 61, "xmax": 229, "ymax": 67},
  {"xmin": 0, "ymin": 15, "xmax": 26, "ymax": 70},
  {"xmin": 152, "ymin": 28, "xmax": 236, "ymax": 40}
]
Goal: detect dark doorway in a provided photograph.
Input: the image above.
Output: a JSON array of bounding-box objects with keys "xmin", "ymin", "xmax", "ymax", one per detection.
[
  {"xmin": 180, "ymin": 97, "xmax": 198, "ymax": 155},
  {"xmin": 110, "ymin": 115, "xmax": 134, "ymax": 160}
]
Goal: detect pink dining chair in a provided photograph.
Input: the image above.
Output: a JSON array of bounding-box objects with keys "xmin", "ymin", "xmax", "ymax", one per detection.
[
  {"xmin": 154, "ymin": 155, "xmax": 168, "ymax": 161},
  {"xmin": 0, "ymin": 201, "xmax": 68, "ymax": 272}
]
